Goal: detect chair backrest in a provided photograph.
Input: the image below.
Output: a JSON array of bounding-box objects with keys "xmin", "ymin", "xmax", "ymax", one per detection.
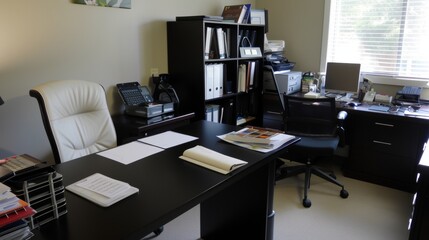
[
  {"xmin": 30, "ymin": 80, "xmax": 117, "ymax": 164},
  {"xmin": 283, "ymin": 95, "xmax": 337, "ymax": 137}
]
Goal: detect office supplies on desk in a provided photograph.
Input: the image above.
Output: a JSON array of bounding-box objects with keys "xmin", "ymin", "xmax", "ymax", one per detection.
[
  {"xmin": 395, "ymin": 86, "xmax": 422, "ymax": 103},
  {"xmin": 368, "ymin": 105, "xmax": 390, "ymax": 112},
  {"xmin": 179, "ymin": 145, "xmax": 247, "ymax": 174},
  {"xmin": 117, "ymin": 82, "xmax": 174, "ymax": 118},
  {"xmin": 66, "ymin": 173, "xmax": 139, "ymax": 207}
]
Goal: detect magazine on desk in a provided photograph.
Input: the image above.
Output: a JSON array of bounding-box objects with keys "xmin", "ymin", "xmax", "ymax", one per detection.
[
  {"xmin": 218, "ymin": 127, "xmax": 296, "ymax": 153},
  {"xmin": 179, "ymin": 145, "xmax": 247, "ymax": 175}
]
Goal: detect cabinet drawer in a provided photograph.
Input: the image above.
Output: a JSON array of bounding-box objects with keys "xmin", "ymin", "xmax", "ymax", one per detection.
[{"xmin": 367, "ymin": 118, "xmax": 419, "ymax": 157}]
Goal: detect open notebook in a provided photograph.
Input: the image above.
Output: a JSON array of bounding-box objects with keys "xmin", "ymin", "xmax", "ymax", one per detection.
[{"xmin": 179, "ymin": 145, "xmax": 247, "ymax": 174}]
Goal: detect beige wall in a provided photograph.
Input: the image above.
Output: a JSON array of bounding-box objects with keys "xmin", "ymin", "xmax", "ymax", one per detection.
[
  {"xmin": 0, "ymin": 0, "xmax": 254, "ymax": 113},
  {"xmin": 0, "ymin": 0, "xmax": 254, "ymax": 162},
  {"xmin": 257, "ymin": 0, "xmax": 325, "ymax": 73}
]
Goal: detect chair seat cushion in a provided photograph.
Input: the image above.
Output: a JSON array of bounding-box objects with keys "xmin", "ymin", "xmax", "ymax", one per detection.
[{"xmin": 289, "ymin": 135, "xmax": 339, "ymax": 158}]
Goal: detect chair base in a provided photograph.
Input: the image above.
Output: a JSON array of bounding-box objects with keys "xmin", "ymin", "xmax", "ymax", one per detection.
[{"xmin": 276, "ymin": 161, "xmax": 349, "ymax": 208}]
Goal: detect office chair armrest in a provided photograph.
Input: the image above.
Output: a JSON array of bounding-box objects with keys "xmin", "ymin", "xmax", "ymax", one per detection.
[{"xmin": 336, "ymin": 111, "xmax": 348, "ymax": 147}]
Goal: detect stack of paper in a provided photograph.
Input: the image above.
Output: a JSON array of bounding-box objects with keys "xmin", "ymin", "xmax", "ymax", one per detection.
[
  {"xmin": 0, "ymin": 182, "xmax": 35, "ymax": 239},
  {"xmin": 66, "ymin": 173, "xmax": 139, "ymax": 207}
]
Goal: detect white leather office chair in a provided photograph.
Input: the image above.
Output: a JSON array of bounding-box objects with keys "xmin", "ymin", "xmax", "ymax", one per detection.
[{"xmin": 30, "ymin": 80, "xmax": 117, "ymax": 164}]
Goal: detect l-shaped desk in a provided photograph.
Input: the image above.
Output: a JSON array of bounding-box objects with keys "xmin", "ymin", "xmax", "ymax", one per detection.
[
  {"xmin": 263, "ymin": 92, "xmax": 429, "ymax": 192},
  {"xmin": 31, "ymin": 120, "xmax": 298, "ymax": 240}
]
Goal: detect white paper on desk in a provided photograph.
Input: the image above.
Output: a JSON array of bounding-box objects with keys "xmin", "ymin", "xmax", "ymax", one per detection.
[
  {"xmin": 97, "ymin": 141, "xmax": 163, "ymax": 165},
  {"xmin": 138, "ymin": 131, "xmax": 198, "ymax": 149},
  {"xmin": 66, "ymin": 173, "xmax": 139, "ymax": 207}
]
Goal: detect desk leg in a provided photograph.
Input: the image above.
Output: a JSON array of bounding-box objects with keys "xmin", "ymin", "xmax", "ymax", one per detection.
[{"xmin": 200, "ymin": 161, "xmax": 275, "ymax": 240}]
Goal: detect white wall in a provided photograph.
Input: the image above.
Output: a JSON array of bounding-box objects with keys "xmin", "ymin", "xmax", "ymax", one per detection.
[{"xmin": 0, "ymin": 0, "xmax": 254, "ymax": 162}]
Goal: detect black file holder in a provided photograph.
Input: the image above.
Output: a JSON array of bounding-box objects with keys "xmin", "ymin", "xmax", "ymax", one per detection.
[{"xmin": 8, "ymin": 169, "xmax": 67, "ymax": 229}]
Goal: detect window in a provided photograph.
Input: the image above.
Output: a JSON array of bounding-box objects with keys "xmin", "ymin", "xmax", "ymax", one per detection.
[{"xmin": 325, "ymin": 0, "xmax": 429, "ymax": 81}]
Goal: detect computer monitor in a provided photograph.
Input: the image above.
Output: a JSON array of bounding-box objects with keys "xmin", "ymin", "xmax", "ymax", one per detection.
[{"xmin": 324, "ymin": 62, "xmax": 361, "ymax": 94}]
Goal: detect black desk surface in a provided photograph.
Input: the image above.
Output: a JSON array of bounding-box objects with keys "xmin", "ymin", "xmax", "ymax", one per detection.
[{"xmin": 32, "ymin": 121, "xmax": 296, "ymax": 240}]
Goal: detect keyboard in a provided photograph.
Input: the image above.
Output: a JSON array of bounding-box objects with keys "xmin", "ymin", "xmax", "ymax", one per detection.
[{"xmin": 368, "ymin": 105, "xmax": 390, "ymax": 112}]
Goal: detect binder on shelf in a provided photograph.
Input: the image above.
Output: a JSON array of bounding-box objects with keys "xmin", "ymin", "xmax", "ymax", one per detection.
[
  {"xmin": 223, "ymin": 28, "xmax": 230, "ymax": 58},
  {"xmin": 205, "ymin": 105, "xmax": 213, "ymax": 122},
  {"xmin": 238, "ymin": 64, "xmax": 247, "ymax": 92},
  {"xmin": 205, "ymin": 64, "xmax": 214, "ymax": 100},
  {"xmin": 213, "ymin": 63, "xmax": 223, "ymax": 98},
  {"xmin": 248, "ymin": 61, "xmax": 256, "ymax": 90},
  {"xmin": 204, "ymin": 27, "xmax": 213, "ymax": 60},
  {"xmin": 205, "ymin": 104, "xmax": 220, "ymax": 123},
  {"xmin": 242, "ymin": 4, "xmax": 252, "ymax": 24},
  {"xmin": 216, "ymin": 28, "xmax": 226, "ymax": 59}
]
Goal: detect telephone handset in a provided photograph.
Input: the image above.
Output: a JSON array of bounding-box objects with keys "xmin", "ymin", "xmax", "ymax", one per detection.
[{"xmin": 116, "ymin": 82, "xmax": 154, "ymax": 106}]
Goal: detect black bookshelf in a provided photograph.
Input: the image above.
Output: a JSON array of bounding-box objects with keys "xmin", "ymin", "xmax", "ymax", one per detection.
[{"xmin": 167, "ymin": 19, "xmax": 265, "ymax": 126}]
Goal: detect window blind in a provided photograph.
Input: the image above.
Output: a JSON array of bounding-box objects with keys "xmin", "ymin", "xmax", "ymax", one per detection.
[{"xmin": 327, "ymin": 0, "xmax": 429, "ymax": 80}]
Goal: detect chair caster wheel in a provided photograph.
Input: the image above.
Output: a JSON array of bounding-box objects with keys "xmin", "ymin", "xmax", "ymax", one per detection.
[
  {"xmin": 153, "ymin": 226, "xmax": 164, "ymax": 236},
  {"xmin": 303, "ymin": 198, "xmax": 312, "ymax": 208},
  {"xmin": 340, "ymin": 189, "xmax": 349, "ymax": 199}
]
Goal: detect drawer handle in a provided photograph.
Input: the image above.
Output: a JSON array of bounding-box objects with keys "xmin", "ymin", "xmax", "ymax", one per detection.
[
  {"xmin": 266, "ymin": 111, "xmax": 283, "ymax": 115},
  {"xmin": 373, "ymin": 140, "xmax": 392, "ymax": 146},
  {"xmin": 375, "ymin": 122, "xmax": 394, "ymax": 127}
]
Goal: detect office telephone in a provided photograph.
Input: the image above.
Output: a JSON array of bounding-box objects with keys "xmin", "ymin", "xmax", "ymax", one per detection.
[
  {"xmin": 116, "ymin": 82, "xmax": 154, "ymax": 106},
  {"xmin": 116, "ymin": 82, "xmax": 173, "ymax": 118}
]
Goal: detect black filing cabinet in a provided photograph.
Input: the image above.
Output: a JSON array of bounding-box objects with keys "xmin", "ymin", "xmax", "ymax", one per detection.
[{"xmin": 344, "ymin": 110, "xmax": 429, "ymax": 192}]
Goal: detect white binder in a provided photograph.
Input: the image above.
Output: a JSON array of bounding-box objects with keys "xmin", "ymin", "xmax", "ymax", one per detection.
[{"xmin": 205, "ymin": 64, "xmax": 214, "ymax": 100}]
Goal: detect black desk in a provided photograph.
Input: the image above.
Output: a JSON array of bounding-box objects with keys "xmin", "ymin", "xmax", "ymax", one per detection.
[
  {"xmin": 262, "ymin": 92, "xmax": 429, "ymax": 192},
  {"xmin": 31, "ymin": 121, "xmax": 298, "ymax": 240}
]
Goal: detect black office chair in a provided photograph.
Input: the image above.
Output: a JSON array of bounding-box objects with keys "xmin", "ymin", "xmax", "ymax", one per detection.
[{"xmin": 276, "ymin": 95, "xmax": 349, "ymax": 208}]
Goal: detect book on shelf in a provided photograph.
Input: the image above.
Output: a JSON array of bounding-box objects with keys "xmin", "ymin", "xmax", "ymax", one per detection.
[
  {"xmin": 221, "ymin": 4, "xmax": 248, "ymax": 23},
  {"xmin": 205, "ymin": 27, "xmax": 230, "ymax": 60},
  {"xmin": 179, "ymin": 145, "xmax": 247, "ymax": 175},
  {"xmin": 204, "ymin": 27, "xmax": 213, "ymax": 60},
  {"xmin": 218, "ymin": 127, "xmax": 297, "ymax": 153},
  {"xmin": 242, "ymin": 4, "xmax": 252, "ymax": 24},
  {"xmin": 216, "ymin": 28, "xmax": 226, "ymax": 59},
  {"xmin": 66, "ymin": 173, "xmax": 139, "ymax": 207},
  {"xmin": 0, "ymin": 154, "xmax": 46, "ymax": 182}
]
